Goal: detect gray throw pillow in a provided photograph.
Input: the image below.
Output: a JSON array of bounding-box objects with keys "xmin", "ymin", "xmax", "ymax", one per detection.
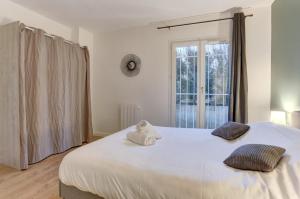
[
  {"xmin": 211, "ymin": 122, "xmax": 250, "ymax": 140},
  {"xmin": 224, "ymin": 144, "xmax": 286, "ymax": 172}
]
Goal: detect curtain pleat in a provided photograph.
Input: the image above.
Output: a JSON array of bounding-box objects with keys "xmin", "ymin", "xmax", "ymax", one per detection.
[
  {"xmin": 229, "ymin": 13, "xmax": 248, "ymax": 124},
  {"xmin": 83, "ymin": 48, "xmax": 93, "ymax": 142},
  {"xmin": 19, "ymin": 23, "xmax": 29, "ymax": 169}
]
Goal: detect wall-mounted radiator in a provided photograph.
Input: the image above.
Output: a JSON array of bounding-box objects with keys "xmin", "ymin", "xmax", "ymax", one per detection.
[{"xmin": 120, "ymin": 104, "xmax": 142, "ymax": 129}]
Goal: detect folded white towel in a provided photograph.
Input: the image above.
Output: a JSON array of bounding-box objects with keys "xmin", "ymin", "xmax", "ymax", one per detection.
[
  {"xmin": 127, "ymin": 131, "xmax": 156, "ymax": 146},
  {"xmin": 136, "ymin": 120, "xmax": 162, "ymax": 139}
]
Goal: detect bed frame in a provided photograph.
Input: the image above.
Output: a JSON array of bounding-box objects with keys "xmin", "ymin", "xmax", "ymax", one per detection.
[{"xmin": 59, "ymin": 181, "xmax": 104, "ymax": 199}]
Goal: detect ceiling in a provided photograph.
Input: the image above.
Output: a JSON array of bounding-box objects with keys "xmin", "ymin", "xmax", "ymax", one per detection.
[{"xmin": 11, "ymin": 0, "xmax": 274, "ymax": 32}]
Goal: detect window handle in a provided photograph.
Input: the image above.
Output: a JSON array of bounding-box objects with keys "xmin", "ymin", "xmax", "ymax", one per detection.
[{"xmin": 200, "ymin": 86, "xmax": 204, "ymax": 94}]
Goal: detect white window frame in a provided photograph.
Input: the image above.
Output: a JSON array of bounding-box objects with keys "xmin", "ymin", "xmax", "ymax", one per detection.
[{"xmin": 171, "ymin": 39, "xmax": 230, "ymax": 128}]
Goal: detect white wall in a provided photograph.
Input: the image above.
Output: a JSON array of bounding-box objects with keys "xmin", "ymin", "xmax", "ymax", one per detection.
[
  {"xmin": 0, "ymin": 0, "xmax": 94, "ymax": 71},
  {"xmin": 0, "ymin": 0, "xmax": 72, "ymax": 39},
  {"xmin": 246, "ymin": 6, "xmax": 272, "ymax": 123},
  {"xmin": 78, "ymin": 27, "xmax": 95, "ymax": 99},
  {"xmin": 93, "ymin": 6, "xmax": 272, "ymax": 135}
]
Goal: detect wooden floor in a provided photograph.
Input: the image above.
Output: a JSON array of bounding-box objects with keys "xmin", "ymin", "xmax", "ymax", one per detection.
[
  {"xmin": 0, "ymin": 137, "xmax": 102, "ymax": 199},
  {"xmin": 0, "ymin": 151, "xmax": 71, "ymax": 199}
]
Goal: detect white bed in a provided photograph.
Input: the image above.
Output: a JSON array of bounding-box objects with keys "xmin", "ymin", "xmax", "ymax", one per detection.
[{"xmin": 59, "ymin": 122, "xmax": 300, "ymax": 199}]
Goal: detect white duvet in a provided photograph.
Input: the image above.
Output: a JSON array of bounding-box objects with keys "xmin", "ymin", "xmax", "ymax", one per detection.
[{"xmin": 59, "ymin": 122, "xmax": 300, "ymax": 199}]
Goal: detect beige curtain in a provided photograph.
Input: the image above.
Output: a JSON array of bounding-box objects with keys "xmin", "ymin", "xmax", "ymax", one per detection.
[
  {"xmin": 0, "ymin": 22, "xmax": 22, "ymax": 170},
  {"xmin": 20, "ymin": 27, "xmax": 92, "ymax": 167},
  {"xmin": 0, "ymin": 22, "xmax": 92, "ymax": 170}
]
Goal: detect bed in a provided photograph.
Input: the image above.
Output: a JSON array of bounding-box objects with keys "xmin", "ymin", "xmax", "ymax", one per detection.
[{"xmin": 59, "ymin": 122, "xmax": 300, "ymax": 199}]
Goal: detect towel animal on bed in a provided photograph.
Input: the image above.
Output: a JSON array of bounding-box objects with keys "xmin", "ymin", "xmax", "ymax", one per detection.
[{"xmin": 127, "ymin": 120, "xmax": 161, "ymax": 146}]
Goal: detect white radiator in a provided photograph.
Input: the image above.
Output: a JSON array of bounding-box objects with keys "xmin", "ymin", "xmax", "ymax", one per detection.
[{"xmin": 120, "ymin": 104, "xmax": 142, "ymax": 129}]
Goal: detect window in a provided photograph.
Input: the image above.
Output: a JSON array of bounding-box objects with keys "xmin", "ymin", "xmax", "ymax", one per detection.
[{"xmin": 171, "ymin": 41, "xmax": 231, "ymax": 129}]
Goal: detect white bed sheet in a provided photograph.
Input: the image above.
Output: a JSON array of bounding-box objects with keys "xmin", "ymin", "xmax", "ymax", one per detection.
[{"xmin": 59, "ymin": 122, "xmax": 300, "ymax": 199}]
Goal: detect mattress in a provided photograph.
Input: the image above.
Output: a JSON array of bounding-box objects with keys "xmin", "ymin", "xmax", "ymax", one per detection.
[{"xmin": 59, "ymin": 122, "xmax": 300, "ymax": 199}]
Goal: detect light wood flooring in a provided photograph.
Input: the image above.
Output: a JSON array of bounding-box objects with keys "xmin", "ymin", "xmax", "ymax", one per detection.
[{"xmin": 0, "ymin": 136, "xmax": 102, "ymax": 199}]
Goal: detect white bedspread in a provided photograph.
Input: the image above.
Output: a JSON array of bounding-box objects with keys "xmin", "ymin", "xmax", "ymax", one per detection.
[{"xmin": 59, "ymin": 122, "xmax": 300, "ymax": 199}]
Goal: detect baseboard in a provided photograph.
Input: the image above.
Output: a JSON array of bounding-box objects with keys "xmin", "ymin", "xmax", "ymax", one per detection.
[{"xmin": 93, "ymin": 131, "xmax": 112, "ymax": 137}]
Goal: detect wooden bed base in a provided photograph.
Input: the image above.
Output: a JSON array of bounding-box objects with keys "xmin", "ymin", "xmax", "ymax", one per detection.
[{"xmin": 59, "ymin": 181, "xmax": 104, "ymax": 199}]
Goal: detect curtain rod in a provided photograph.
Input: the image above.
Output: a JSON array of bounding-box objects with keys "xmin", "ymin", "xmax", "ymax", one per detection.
[
  {"xmin": 23, "ymin": 26, "xmax": 85, "ymax": 49},
  {"xmin": 157, "ymin": 14, "xmax": 254, "ymax": 30}
]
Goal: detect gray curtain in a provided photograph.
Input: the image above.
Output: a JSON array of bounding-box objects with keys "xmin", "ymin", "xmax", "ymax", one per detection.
[
  {"xmin": 0, "ymin": 22, "xmax": 93, "ymax": 170},
  {"xmin": 229, "ymin": 13, "xmax": 248, "ymax": 123}
]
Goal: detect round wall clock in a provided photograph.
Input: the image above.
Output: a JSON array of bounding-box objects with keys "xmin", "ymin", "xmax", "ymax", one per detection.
[{"xmin": 120, "ymin": 54, "xmax": 141, "ymax": 77}]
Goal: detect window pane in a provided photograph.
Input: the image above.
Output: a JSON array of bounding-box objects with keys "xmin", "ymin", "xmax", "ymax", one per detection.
[
  {"xmin": 175, "ymin": 45, "xmax": 198, "ymax": 128},
  {"xmin": 187, "ymin": 57, "xmax": 198, "ymax": 95},
  {"xmin": 187, "ymin": 46, "xmax": 197, "ymax": 56},
  {"xmin": 176, "ymin": 58, "xmax": 180, "ymax": 93},
  {"xmin": 204, "ymin": 43, "xmax": 230, "ymax": 129},
  {"xmin": 181, "ymin": 58, "xmax": 188, "ymax": 93}
]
